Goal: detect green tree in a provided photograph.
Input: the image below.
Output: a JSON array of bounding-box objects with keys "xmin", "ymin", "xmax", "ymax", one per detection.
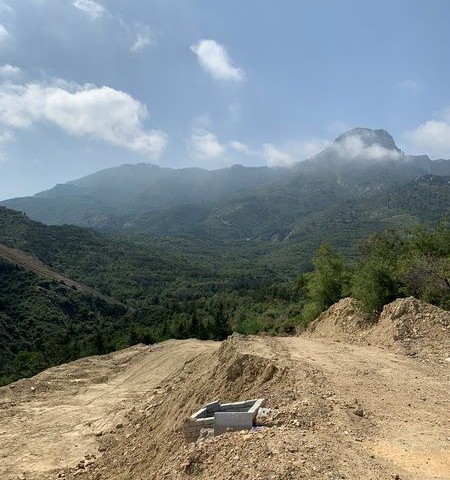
[
  {"xmin": 352, "ymin": 259, "xmax": 400, "ymax": 314},
  {"xmin": 302, "ymin": 243, "xmax": 347, "ymax": 322},
  {"xmin": 352, "ymin": 231, "xmax": 403, "ymax": 314}
]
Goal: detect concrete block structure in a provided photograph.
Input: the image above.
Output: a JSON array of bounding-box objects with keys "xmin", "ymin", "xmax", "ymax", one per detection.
[{"xmin": 183, "ymin": 399, "xmax": 266, "ymax": 442}]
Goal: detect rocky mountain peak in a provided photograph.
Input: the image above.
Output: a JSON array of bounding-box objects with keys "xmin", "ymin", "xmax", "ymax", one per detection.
[{"xmin": 334, "ymin": 128, "xmax": 401, "ymax": 153}]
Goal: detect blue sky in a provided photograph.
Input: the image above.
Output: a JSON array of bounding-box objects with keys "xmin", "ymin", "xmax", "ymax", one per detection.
[{"xmin": 0, "ymin": 0, "xmax": 449, "ymax": 199}]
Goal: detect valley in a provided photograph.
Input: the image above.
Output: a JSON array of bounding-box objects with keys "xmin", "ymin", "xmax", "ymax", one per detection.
[
  {"xmin": 0, "ymin": 128, "xmax": 449, "ymax": 386},
  {"xmin": 1, "ymin": 4, "xmax": 450, "ymax": 479}
]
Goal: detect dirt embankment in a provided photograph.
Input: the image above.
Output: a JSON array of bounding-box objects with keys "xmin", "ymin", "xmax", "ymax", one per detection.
[
  {"xmin": 1, "ymin": 317, "xmax": 449, "ymax": 480},
  {"xmin": 307, "ymin": 297, "xmax": 450, "ymax": 362}
]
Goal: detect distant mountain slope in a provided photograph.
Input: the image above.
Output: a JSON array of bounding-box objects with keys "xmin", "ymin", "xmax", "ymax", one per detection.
[
  {"xmin": 1, "ymin": 163, "xmax": 286, "ymax": 226},
  {"xmin": 2, "ymin": 128, "xmax": 449, "ymax": 233}
]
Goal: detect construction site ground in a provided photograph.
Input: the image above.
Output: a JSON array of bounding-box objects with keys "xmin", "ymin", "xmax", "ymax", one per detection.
[{"xmin": 0, "ymin": 298, "xmax": 449, "ymax": 480}]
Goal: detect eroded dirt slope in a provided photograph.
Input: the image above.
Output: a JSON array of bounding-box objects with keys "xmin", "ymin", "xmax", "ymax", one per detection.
[{"xmin": 307, "ymin": 297, "xmax": 450, "ymax": 362}]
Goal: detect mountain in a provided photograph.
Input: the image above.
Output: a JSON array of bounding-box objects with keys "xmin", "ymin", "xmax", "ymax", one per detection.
[
  {"xmin": 2, "ymin": 128, "xmax": 449, "ymax": 233},
  {"xmin": 334, "ymin": 127, "xmax": 401, "ymax": 151},
  {"xmin": 1, "ymin": 164, "xmax": 286, "ymax": 227}
]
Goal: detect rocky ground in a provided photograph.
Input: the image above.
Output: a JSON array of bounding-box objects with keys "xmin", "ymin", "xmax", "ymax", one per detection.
[{"xmin": 0, "ymin": 298, "xmax": 449, "ymax": 480}]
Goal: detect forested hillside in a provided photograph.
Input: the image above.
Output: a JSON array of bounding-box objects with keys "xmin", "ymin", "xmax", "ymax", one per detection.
[
  {"xmin": 0, "ymin": 260, "xmax": 128, "ymax": 385},
  {"xmin": 1, "ymin": 202, "xmax": 448, "ymax": 385}
]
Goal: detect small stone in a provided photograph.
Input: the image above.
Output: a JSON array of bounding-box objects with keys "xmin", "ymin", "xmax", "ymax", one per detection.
[
  {"xmin": 116, "ymin": 423, "xmax": 124, "ymax": 429},
  {"xmin": 94, "ymin": 431, "xmax": 103, "ymax": 437},
  {"xmin": 354, "ymin": 406, "xmax": 364, "ymax": 417},
  {"xmin": 98, "ymin": 445, "xmax": 107, "ymax": 452}
]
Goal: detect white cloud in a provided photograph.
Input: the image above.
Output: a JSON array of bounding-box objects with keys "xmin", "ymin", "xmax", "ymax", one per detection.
[
  {"xmin": 0, "ymin": 24, "xmax": 9, "ymax": 44},
  {"xmin": 0, "ymin": 64, "xmax": 20, "ymax": 77},
  {"xmin": 130, "ymin": 25, "xmax": 155, "ymax": 52},
  {"xmin": 229, "ymin": 140, "xmax": 256, "ymax": 156},
  {"xmin": 332, "ymin": 135, "xmax": 401, "ymax": 161},
  {"xmin": 190, "ymin": 39, "xmax": 244, "ymax": 82},
  {"xmin": 72, "ymin": 0, "xmax": 105, "ymax": 20},
  {"xmin": 262, "ymin": 144, "xmax": 295, "ymax": 167},
  {"xmin": 0, "ymin": 81, "xmax": 167, "ymax": 159},
  {"xmin": 231, "ymin": 138, "xmax": 330, "ymax": 165},
  {"xmin": 189, "ymin": 130, "xmax": 225, "ymax": 159},
  {"xmin": 405, "ymin": 109, "xmax": 450, "ymax": 158}
]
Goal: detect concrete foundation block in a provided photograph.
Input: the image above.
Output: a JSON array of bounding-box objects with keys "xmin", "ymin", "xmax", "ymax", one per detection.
[{"xmin": 213, "ymin": 411, "xmax": 254, "ymax": 436}]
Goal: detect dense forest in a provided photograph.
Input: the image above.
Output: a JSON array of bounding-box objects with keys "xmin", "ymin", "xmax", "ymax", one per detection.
[{"xmin": 0, "ymin": 204, "xmax": 448, "ymax": 385}]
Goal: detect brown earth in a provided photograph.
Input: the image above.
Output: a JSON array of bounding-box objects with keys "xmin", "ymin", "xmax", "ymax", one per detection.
[
  {"xmin": 0, "ymin": 299, "xmax": 449, "ymax": 480},
  {"xmin": 307, "ymin": 297, "xmax": 450, "ymax": 362}
]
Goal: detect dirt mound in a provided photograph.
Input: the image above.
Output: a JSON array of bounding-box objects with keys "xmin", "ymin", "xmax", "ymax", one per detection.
[
  {"xmin": 367, "ymin": 297, "xmax": 450, "ymax": 359},
  {"xmin": 306, "ymin": 297, "xmax": 373, "ymax": 343},
  {"xmin": 307, "ymin": 297, "xmax": 450, "ymax": 362},
  {"xmin": 2, "ymin": 334, "xmax": 449, "ymax": 480}
]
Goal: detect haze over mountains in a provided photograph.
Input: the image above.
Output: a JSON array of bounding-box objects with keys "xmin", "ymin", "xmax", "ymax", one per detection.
[
  {"xmin": 1, "ymin": 126, "xmax": 449, "ymax": 389},
  {"xmin": 2, "ymin": 128, "xmax": 449, "ymax": 238}
]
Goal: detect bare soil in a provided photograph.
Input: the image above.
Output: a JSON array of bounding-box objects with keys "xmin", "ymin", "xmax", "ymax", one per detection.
[{"xmin": 0, "ymin": 299, "xmax": 448, "ymax": 480}]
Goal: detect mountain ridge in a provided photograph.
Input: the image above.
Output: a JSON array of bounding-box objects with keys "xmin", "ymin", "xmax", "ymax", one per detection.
[{"xmin": 1, "ymin": 128, "xmax": 449, "ymax": 234}]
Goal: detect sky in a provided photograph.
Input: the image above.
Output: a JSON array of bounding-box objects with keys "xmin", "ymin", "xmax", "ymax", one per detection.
[{"xmin": 0, "ymin": 0, "xmax": 449, "ymax": 199}]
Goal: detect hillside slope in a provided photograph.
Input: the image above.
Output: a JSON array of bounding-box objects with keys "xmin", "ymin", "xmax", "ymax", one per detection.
[
  {"xmin": 1, "ymin": 298, "xmax": 448, "ymax": 480},
  {"xmin": 0, "ymin": 242, "xmax": 124, "ymax": 307}
]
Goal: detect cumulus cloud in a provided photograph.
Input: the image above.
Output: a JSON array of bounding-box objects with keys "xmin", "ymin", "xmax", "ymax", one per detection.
[
  {"xmin": 130, "ymin": 25, "xmax": 155, "ymax": 52},
  {"xmin": 0, "ymin": 81, "xmax": 167, "ymax": 158},
  {"xmin": 189, "ymin": 129, "xmax": 225, "ymax": 159},
  {"xmin": 72, "ymin": 0, "xmax": 105, "ymax": 20},
  {"xmin": 405, "ymin": 109, "xmax": 450, "ymax": 158},
  {"xmin": 190, "ymin": 39, "xmax": 244, "ymax": 82},
  {"xmin": 0, "ymin": 64, "xmax": 20, "ymax": 77}
]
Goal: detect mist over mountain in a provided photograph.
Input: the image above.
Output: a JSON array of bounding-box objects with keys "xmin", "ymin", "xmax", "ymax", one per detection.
[{"xmin": 1, "ymin": 128, "xmax": 449, "ymax": 234}]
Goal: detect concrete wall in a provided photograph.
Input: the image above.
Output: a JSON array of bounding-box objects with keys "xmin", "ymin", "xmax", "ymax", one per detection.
[{"xmin": 183, "ymin": 398, "xmax": 266, "ymax": 442}]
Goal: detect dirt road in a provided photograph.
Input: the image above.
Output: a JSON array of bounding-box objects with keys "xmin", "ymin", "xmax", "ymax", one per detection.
[
  {"xmin": 280, "ymin": 337, "xmax": 449, "ymax": 479},
  {"xmin": 0, "ymin": 340, "xmax": 219, "ymax": 478},
  {"xmin": 0, "ymin": 335, "xmax": 448, "ymax": 480}
]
